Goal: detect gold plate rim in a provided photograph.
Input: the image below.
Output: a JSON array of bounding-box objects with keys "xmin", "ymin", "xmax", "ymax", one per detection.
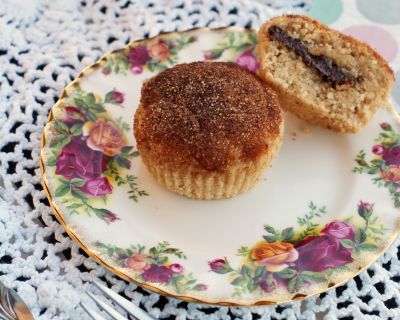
[{"xmin": 39, "ymin": 26, "xmax": 400, "ymax": 306}]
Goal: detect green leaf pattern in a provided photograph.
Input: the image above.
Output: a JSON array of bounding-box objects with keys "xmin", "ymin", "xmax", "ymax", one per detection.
[
  {"xmin": 353, "ymin": 123, "xmax": 400, "ymax": 207},
  {"xmin": 209, "ymin": 202, "xmax": 386, "ymax": 296},
  {"xmin": 96, "ymin": 241, "xmax": 207, "ymax": 294},
  {"xmin": 101, "ymin": 34, "xmax": 197, "ymax": 76},
  {"xmin": 45, "ymin": 88, "xmax": 148, "ymax": 223}
]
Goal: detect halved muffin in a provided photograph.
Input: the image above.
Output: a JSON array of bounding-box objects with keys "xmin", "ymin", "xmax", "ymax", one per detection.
[
  {"xmin": 134, "ymin": 61, "xmax": 283, "ymax": 200},
  {"xmin": 257, "ymin": 15, "xmax": 394, "ymax": 133}
]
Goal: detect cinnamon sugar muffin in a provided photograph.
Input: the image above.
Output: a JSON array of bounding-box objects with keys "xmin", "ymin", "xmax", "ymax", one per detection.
[
  {"xmin": 134, "ymin": 61, "xmax": 283, "ymax": 199},
  {"xmin": 257, "ymin": 15, "xmax": 394, "ymax": 133}
]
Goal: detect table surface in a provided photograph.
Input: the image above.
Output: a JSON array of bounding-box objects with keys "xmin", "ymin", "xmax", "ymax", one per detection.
[{"xmin": 0, "ymin": 0, "xmax": 399, "ymax": 319}]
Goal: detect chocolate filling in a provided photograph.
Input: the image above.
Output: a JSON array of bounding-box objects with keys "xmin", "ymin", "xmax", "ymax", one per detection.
[{"xmin": 268, "ymin": 25, "xmax": 356, "ymax": 87}]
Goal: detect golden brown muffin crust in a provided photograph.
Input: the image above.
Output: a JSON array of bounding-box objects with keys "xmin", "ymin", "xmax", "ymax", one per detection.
[
  {"xmin": 260, "ymin": 14, "xmax": 394, "ymax": 79},
  {"xmin": 256, "ymin": 14, "xmax": 394, "ymax": 133},
  {"xmin": 134, "ymin": 61, "xmax": 282, "ymax": 171}
]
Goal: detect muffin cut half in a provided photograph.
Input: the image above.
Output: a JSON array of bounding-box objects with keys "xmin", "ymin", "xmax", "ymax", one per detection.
[
  {"xmin": 134, "ymin": 61, "xmax": 283, "ymax": 200},
  {"xmin": 257, "ymin": 15, "xmax": 394, "ymax": 133}
]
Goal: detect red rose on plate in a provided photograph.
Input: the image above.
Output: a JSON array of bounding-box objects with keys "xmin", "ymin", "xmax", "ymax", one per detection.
[
  {"xmin": 127, "ymin": 45, "xmax": 151, "ymax": 66},
  {"xmin": 62, "ymin": 106, "xmax": 86, "ymax": 126},
  {"xmin": 295, "ymin": 220, "xmax": 355, "ymax": 272},
  {"xmin": 295, "ymin": 234, "xmax": 353, "ymax": 272},
  {"xmin": 372, "ymin": 144, "xmax": 384, "ymax": 156},
  {"xmin": 357, "ymin": 201, "xmax": 374, "ymax": 220},
  {"xmin": 382, "ymin": 146, "xmax": 400, "ymax": 165},
  {"xmin": 106, "ymin": 90, "xmax": 125, "ymax": 104},
  {"xmin": 55, "ymin": 137, "xmax": 106, "ymax": 180},
  {"xmin": 141, "ymin": 265, "xmax": 173, "ymax": 283}
]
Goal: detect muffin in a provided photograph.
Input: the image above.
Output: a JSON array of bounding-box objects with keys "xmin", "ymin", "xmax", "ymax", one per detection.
[
  {"xmin": 134, "ymin": 61, "xmax": 283, "ymax": 200},
  {"xmin": 257, "ymin": 15, "xmax": 394, "ymax": 133}
]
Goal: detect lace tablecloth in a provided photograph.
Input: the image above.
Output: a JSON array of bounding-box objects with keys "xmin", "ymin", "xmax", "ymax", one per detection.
[{"xmin": 1, "ymin": 0, "xmax": 400, "ymax": 319}]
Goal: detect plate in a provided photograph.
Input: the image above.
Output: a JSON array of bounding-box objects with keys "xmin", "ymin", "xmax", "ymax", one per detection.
[{"xmin": 40, "ymin": 27, "xmax": 400, "ymax": 306}]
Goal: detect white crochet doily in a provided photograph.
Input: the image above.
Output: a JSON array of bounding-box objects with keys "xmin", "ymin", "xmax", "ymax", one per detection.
[{"xmin": 1, "ymin": 0, "xmax": 399, "ymax": 319}]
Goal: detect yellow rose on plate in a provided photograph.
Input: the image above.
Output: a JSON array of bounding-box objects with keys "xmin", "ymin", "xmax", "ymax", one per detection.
[
  {"xmin": 148, "ymin": 41, "xmax": 169, "ymax": 61},
  {"xmin": 251, "ymin": 241, "xmax": 299, "ymax": 272},
  {"xmin": 83, "ymin": 118, "xmax": 127, "ymax": 157},
  {"xmin": 126, "ymin": 253, "xmax": 149, "ymax": 272}
]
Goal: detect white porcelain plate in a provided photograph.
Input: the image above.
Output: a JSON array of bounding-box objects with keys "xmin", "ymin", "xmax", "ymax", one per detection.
[{"xmin": 40, "ymin": 28, "xmax": 400, "ymax": 305}]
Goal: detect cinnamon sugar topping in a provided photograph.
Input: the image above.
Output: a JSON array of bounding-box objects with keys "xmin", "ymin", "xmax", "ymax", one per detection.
[{"xmin": 135, "ymin": 61, "xmax": 282, "ymax": 171}]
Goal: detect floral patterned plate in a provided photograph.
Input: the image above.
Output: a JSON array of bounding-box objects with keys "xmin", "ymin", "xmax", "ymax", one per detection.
[{"xmin": 40, "ymin": 27, "xmax": 400, "ymax": 306}]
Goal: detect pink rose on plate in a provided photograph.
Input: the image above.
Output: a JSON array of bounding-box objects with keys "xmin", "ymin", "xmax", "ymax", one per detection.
[
  {"xmin": 203, "ymin": 52, "xmax": 213, "ymax": 60},
  {"xmin": 295, "ymin": 235, "xmax": 353, "ymax": 272},
  {"xmin": 382, "ymin": 165, "xmax": 400, "ymax": 182},
  {"xmin": 234, "ymin": 50, "xmax": 259, "ymax": 73},
  {"xmin": 169, "ymin": 263, "xmax": 184, "ymax": 274},
  {"xmin": 131, "ymin": 65, "xmax": 143, "ymax": 75},
  {"xmin": 105, "ymin": 90, "xmax": 124, "ymax": 104},
  {"xmin": 83, "ymin": 119, "xmax": 127, "ymax": 157},
  {"xmin": 141, "ymin": 265, "xmax": 173, "ymax": 283},
  {"xmin": 372, "ymin": 144, "xmax": 384, "ymax": 156},
  {"xmin": 208, "ymin": 258, "xmax": 232, "ymax": 274},
  {"xmin": 81, "ymin": 177, "xmax": 113, "ymax": 197},
  {"xmin": 55, "ymin": 137, "xmax": 106, "ymax": 180},
  {"xmin": 357, "ymin": 201, "xmax": 374, "ymax": 220},
  {"xmin": 321, "ymin": 221, "xmax": 355, "ymax": 240},
  {"xmin": 62, "ymin": 106, "xmax": 86, "ymax": 126},
  {"xmin": 94, "ymin": 208, "xmax": 120, "ymax": 224}
]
